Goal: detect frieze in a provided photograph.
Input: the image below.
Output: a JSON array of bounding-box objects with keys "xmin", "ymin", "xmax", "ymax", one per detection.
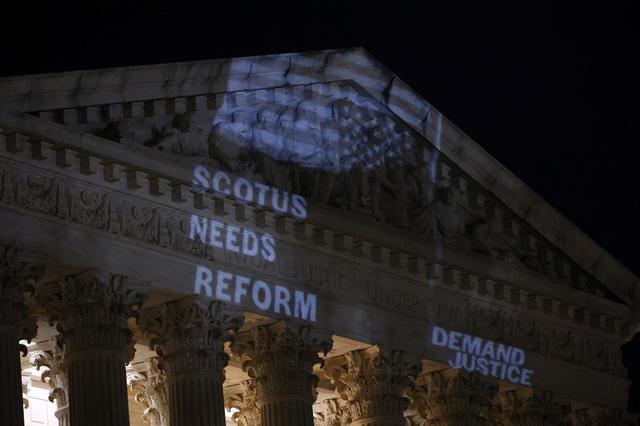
[
  {"xmin": 0, "ymin": 159, "xmax": 628, "ymax": 377},
  {"xmin": 210, "ymin": 233, "xmax": 428, "ymax": 316},
  {"xmin": 0, "ymin": 159, "xmax": 427, "ymax": 317},
  {"xmin": 433, "ymin": 299, "xmax": 626, "ymax": 377}
]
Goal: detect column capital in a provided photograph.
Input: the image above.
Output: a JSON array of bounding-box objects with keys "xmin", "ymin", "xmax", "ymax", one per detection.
[
  {"xmin": 327, "ymin": 345, "xmax": 422, "ymax": 425},
  {"xmin": 36, "ymin": 269, "xmax": 144, "ymax": 426},
  {"xmin": 26, "ymin": 340, "xmax": 67, "ymax": 405},
  {"xmin": 230, "ymin": 321, "xmax": 333, "ymax": 426},
  {"xmin": 38, "ymin": 268, "xmax": 146, "ymax": 361},
  {"xmin": 570, "ymin": 406, "xmax": 634, "ymax": 425},
  {"xmin": 141, "ymin": 296, "xmax": 242, "ymax": 426},
  {"xmin": 313, "ymin": 398, "xmax": 351, "ymax": 426},
  {"xmin": 127, "ymin": 357, "xmax": 169, "ymax": 426},
  {"xmin": 226, "ymin": 380, "xmax": 261, "ymax": 426},
  {"xmin": 0, "ymin": 245, "xmax": 45, "ymax": 340},
  {"xmin": 26, "ymin": 340, "xmax": 70, "ymax": 424},
  {"xmin": 408, "ymin": 368, "xmax": 498, "ymax": 425},
  {"xmin": 142, "ymin": 296, "xmax": 243, "ymax": 379},
  {"xmin": 490, "ymin": 387, "xmax": 569, "ymax": 425},
  {"xmin": 231, "ymin": 320, "xmax": 333, "ymax": 399},
  {"xmin": 0, "ymin": 246, "xmax": 45, "ymax": 426}
]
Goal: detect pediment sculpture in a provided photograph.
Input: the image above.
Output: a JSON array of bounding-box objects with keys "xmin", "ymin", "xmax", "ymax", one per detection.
[{"xmin": 80, "ymin": 86, "xmax": 610, "ymax": 298}]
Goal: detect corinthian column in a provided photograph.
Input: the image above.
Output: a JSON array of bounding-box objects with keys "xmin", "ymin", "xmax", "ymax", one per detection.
[
  {"xmin": 126, "ymin": 357, "xmax": 169, "ymax": 426},
  {"xmin": 328, "ymin": 346, "xmax": 421, "ymax": 426},
  {"xmin": 408, "ymin": 369, "xmax": 498, "ymax": 425},
  {"xmin": 231, "ymin": 321, "xmax": 333, "ymax": 426},
  {"xmin": 0, "ymin": 246, "xmax": 45, "ymax": 426},
  {"xmin": 142, "ymin": 296, "xmax": 243, "ymax": 426},
  {"xmin": 40, "ymin": 269, "xmax": 146, "ymax": 426},
  {"xmin": 28, "ymin": 341, "xmax": 70, "ymax": 426},
  {"xmin": 226, "ymin": 380, "xmax": 261, "ymax": 426},
  {"xmin": 313, "ymin": 398, "xmax": 351, "ymax": 426}
]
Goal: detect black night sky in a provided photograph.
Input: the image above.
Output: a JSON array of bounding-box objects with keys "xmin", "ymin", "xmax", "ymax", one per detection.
[{"xmin": 3, "ymin": 0, "xmax": 639, "ymax": 412}]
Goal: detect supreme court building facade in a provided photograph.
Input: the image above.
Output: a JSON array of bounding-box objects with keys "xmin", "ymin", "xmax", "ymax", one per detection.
[{"xmin": 0, "ymin": 48, "xmax": 638, "ymax": 425}]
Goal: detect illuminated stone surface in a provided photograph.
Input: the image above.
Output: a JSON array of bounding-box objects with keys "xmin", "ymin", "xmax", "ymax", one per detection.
[
  {"xmin": 0, "ymin": 49, "xmax": 638, "ymax": 424},
  {"xmin": 231, "ymin": 321, "xmax": 332, "ymax": 426}
]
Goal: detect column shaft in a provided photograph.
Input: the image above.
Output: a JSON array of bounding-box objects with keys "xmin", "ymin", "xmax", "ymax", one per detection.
[
  {"xmin": 261, "ymin": 398, "xmax": 314, "ymax": 426},
  {"xmin": 0, "ymin": 325, "xmax": 24, "ymax": 426},
  {"xmin": 168, "ymin": 373, "xmax": 225, "ymax": 426},
  {"xmin": 67, "ymin": 350, "xmax": 130, "ymax": 426}
]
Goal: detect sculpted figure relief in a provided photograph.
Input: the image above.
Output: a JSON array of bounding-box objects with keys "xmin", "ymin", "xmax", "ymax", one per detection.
[
  {"xmin": 203, "ymin": 97, "xmax": 431, "ymax": 228},
  {"xmin": 78, "ymin": 85, "xmax": 616, "ymax": 297},
  {"xmin": 144, "ymin": 112, "xmax": 210, "ymax": 155}
]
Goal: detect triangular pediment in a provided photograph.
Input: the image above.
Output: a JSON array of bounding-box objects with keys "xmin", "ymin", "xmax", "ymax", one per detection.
[{"xmin": 0, "ymin": 48, "xmax": 637, "ymax": 311}]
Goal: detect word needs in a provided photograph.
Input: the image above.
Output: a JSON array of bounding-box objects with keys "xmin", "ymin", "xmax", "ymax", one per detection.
[
  {"xmin": 432, "ymin": 326, "xmax": 533, "ymax": 386},
  {"xmin": 192, "ymin": 165, "xmax": 308, "ymax": 220},
  {"xmin": 189, "ymin": 215, "xmax": 276, "ymax": 262}
]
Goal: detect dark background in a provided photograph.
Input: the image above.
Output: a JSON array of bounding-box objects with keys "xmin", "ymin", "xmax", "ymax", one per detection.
[{"xmin": 3, "ymin": 0, "xmax": 639, "ymax": 412}]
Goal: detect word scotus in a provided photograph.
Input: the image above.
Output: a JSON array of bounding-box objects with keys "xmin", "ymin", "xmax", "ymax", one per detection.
[
  {"xmin": 192, "ymin": 165, "xmax": 308, "ymax": 219},
  {"xmin": 432, "ymin": 325, "xmax": 533, "ymax": 386}
]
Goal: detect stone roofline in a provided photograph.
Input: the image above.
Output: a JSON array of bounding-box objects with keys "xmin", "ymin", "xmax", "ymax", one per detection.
[{"xmin": 0, "ymin": 47, "xmax": 637, "ymax": 309}]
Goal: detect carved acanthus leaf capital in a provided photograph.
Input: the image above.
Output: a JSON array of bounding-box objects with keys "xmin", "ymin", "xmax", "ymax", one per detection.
[
  {"xmin": 38, "ymin": 269, "xmax": 146, "ymax": 360},
  {"xmin": 327, "ymin": 345, "xmax": 421, "ymax": 424},
  {"xmin": 570, "ymin": 405, "xmax": 637, "ymax": 426},
  {"xmin": 231, "ymin": 321, "xmax": 333, "ymax": 400},
  {"xmin": 142, "ymin": 296, "xmax": 243, "ymax": 379},
  {"xmin": 27, "ymin": 339, "xmax": 68, "ymax": 407},
  {"xmin": 0, "ymin": 245, "xmax": 45, "ymax": 340},
  {"xmin": 227, "ymin": 380, "xmax": 261, "ymax": 426},
  {"xmin": 409, "ymin": 368, "xmax": 498, "ymax": 425},
  {"xmin": 313, "ymin": 398, "xmax": 351, "ymax": 426},
  {"xmin": 490, "ymin": 387, "xmax": 569, "ymax": 426},
  {"xmin": 127, "ymin": 357, "xmax": 169, "ymax": 426}
]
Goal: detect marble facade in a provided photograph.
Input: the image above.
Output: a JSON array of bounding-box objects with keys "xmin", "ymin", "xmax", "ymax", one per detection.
[{"xmin": 0, "ymin": 48, "xmax": 638, "ymax": 425}]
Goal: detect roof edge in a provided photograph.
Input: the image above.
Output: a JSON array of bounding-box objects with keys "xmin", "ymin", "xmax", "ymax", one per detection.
[{"xmin": 0, "ymin": 47, "xmax": 636, "ymax": 307}]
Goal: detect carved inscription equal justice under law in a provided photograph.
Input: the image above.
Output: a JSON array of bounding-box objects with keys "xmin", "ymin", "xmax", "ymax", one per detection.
[{"xmin": 189, "ymin": 165, "xmax": 317, "ymax": 321}]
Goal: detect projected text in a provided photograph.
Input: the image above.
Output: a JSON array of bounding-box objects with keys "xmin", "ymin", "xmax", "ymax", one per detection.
[
  {"xmin": 194, "ymin": 265, "xmax": 316, "ymax": 321},
  {"xmin": 192, "ymin": 165, "xmax": 308, "ymax": 219},
  {"xmin": 432, "ymin": 325, "xmax": 533, "ymax": 386},
  {"xmin": 189, "ymin": 215, "xmax": 276, "ymax": 262}
]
